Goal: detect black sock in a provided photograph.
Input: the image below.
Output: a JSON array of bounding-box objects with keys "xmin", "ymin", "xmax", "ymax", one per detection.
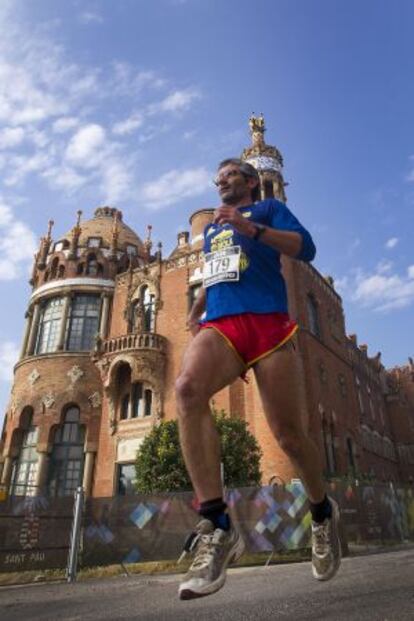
[
  {"xmin": 199, "ymin": 497, "xmax": 230, "ymax": 531},
  {"xmin": 309, "ymin": 495, "xmax": 332, "ymax": 523}
]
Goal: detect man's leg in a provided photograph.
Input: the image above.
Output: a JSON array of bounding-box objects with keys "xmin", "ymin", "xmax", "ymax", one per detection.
[
  {"xmin": 175, "ymin": 327, "xmax": 244, "ymax": 503},
  {"xmin": 253, "ymin": 342, "xmax": 325, "ymax": 502},
  {"xmin": 253, "ymin": 341, "xmax": 341, "ymax": 581},
  {"xmin": 176, "ymin": 328, "xmax": 246, "ymax": 599}
]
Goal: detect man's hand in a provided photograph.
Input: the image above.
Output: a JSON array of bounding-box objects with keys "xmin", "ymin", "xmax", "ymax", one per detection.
[{"xmin": 214, "ymin": 206, "xmax": 255, "ymax": 237}]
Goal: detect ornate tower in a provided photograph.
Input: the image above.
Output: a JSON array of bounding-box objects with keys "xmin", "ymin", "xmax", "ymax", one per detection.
[
  {"xmin": 241, "ymin": 113, "xmax": 288, "ymax": 203},
  {"xmin": 0, "ymin": 207, "xmax": 147, "ymax": 498}
]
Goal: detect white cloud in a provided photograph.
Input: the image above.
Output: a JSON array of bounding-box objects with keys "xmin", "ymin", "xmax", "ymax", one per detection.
[
  {"xmin": 0, "ymin": 197, "xmax": 36, "ymax": 281},
  {"xmin": 52, "ymin": 117, "xmax": 79, "ymax": 133},
  {"xmin": 140, "ymin": 167, "xmax": 211, "ymax": 209},
  {"xmin": 149, "ymin": 88, "xmax": 201, "ymax": 115},
  {"xmin": 66, "ymin": 124, "xmax": 106, "ymax": 167},
  {"xmin": 112, "ymin": 113, "xmax": 144, "ymax": 136},
  {"xmin": 337, "ymin": 264, "xmax": 414, "ymax": 312},
  {"xmin": 0, "ymin": 127, "xmax": 25, "ymax": 149},
  {"xmin": 0, "ymin": 341, "xmax": 19, "ymax": 381},
  {"xmin": 79, "ymin": 11, "xmax": 104, "ymax": 25},
  {"xmin": 41, "ymin": 165, "xmax": 87, "ymax": 193},
  {"xmin": 385, "ymin": 237, "xmax": 398, "ymax": 249}
]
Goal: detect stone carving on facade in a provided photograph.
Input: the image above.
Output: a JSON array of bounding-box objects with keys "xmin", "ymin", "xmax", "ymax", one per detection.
[
  {"xmin": 242, "ymin": 113, "xmax": 284, "ymax": 171},
  {"xmin": 67, "ymin": 365, "xmax": 84, "ymax": 385},
  {"xmin": 28, "ymin": 369, "xmax": 40, "ymax": 386},
  {"xmin": 88, "ymin": 392, "xmax": 102, "ymax": 408},
  {"xmin": 41, "ymin": 393, "xmax": 55, "ymax": 409}
]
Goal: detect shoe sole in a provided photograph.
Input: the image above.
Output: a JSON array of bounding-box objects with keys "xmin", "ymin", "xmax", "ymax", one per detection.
[
  {"xmin": 179, "ymin": 533, "xmax": 245, "ymax": 600},
  {"xmin": 312, "ymin": 499, "xmax": 342, "ymax": 582}
]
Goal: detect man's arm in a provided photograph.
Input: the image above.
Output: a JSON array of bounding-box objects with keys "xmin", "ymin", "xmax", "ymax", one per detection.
[
  {"xmin": 214, "ymin": 206, "xmax": 303, "ymax": 258},
  {"xmin": 187, "ymin": 287, "xmax": 206, "ymax": 336}
]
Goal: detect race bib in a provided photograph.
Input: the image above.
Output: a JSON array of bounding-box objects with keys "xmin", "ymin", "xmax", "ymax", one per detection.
[{"xmin": 203, "ymin": 245, "xmax": 241, "ymax": 288}]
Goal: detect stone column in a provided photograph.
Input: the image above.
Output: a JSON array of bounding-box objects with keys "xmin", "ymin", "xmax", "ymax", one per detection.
[
  {"xmin": 0, "ymin": 456, "xmax": 13, "ymax": 489},
  {"xmin": 82, "ymin": 451, "xmax": 95, "ymax": 497},
  {"xmin": 99, "ymin": 294, "xmax": 111, "ymax": 340},
  {"xmin": 57, "ymin": 294, "xmax": 72, "ymax": 350},
  {"xmin": 26, "ymin": 303, "xmax": 41, "ymax": 356},
  {"xmin": 19, "ymin": 312, "xmax": 32, "ymax": 360},
  {"xmin": 34, "ymin": 451, "xmax": 49, "ymax": 496}
]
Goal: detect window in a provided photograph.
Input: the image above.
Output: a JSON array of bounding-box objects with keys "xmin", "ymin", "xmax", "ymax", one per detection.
[
  {"xmin": 126, "ymin": 244, "xmax": 137, "ymax": 256},
  {"xmin": 86, "ymin": 254, "xmax": 99, "ymax": 276},
  {"xmin": 356, "ymin": 377, "xmax": 365, "ymax": 414},
  {"xmin": 144, "ymin": 389, "xmax": 152, "ymax": 417},
  {"xmin": 66, "ymin": 295, "xmax": 101, "ymax": 351},
  {"xmin": 121, "ymin": 383, "xmax": 152, "ymax": 420},
  {"xmin": 117, "ymin": 463, "xmax": 137, "ymax": 495},
  {"xmin": 58, "ymin": 265, "xmax": 65, "ymax": 278},
  {"xmin": 322, "ymin": 418, "xmax": 336, "ymax": 475},
  {"xmin": 338, "ymin": 374, "xmax": 347, "ymax": 397},
  {"xmin": 140, "ymin": 286, "xmax": 155, "ymax": 332},
  {"xmin": 50, "ymin": 258, "xmax": 59, "ymax": 279},
  {"xmin": 87, "ymin": 237, "xmax": 101, "ymax": 248},
  {"xmin": 131, "ymin": 383, "xmax": 142, "ymax": 418},
  {"xmin": 318, "ymin": 362, "xmax": 328, "ymax": 384},
  {"xmin": 48, "ymin": 406, "xmax": 84, "ymax": 498},
  {"xmin": 346, "ymin": 438, "xmax": 356, "ymax": 475},
  {"xmin": 307, "ymin": 294, "xmax": 321, "ymax": 338},
  {"xmin": 11, "ymin": 421, "xmax": 38, "ymax": 497},
  {"xmin": 35, "ymin": 297, "xmax": 64, "ymax": 354},
  {"xmin": 120, "ymin": 394, "xmax": 130, "ymax": 420}
]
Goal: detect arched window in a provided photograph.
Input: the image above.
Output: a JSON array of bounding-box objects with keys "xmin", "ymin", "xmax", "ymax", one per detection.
[
  {"xmin": 122, "ymin": 382, "xmax": 153, "ymax": 420},
  {"xmin": 35, "ymin": 297, "xmax": 64, "ymax": 354},
  {"xmin": 307, "ymin": 294, "xmax": 321, "ymax": 338},
  {"xmin": 58, "ymin": 264, "xmax": 65, "ymax": 278},
  {"xmin": 11, "ymin": 408, "xmax": 38, "ymax": 497},
  {"xmin": 48, "ymin": 406, "xmax": 84, "ymax": 497},
  {"xmin": 140, "ymin": 285, "xmax": 155, "ymax": 332}
]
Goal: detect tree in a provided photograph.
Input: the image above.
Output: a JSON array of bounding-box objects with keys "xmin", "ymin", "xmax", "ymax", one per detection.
[{"xmin": 134, "ymin": 409, "xmax": 262, "ymax": 493}]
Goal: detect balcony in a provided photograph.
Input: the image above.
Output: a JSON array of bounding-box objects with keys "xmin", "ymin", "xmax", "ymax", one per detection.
[{"xmin": 102, "ymin": 332, "xmax": 167, "ymax": 355}]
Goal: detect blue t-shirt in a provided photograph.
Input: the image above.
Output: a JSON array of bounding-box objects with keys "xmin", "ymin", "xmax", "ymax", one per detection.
[{"xmin": 203, "ymin": 199, "xmax": 316, "ymax": 321}]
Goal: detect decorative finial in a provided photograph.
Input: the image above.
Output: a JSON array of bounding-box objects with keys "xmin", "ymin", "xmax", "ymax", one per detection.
[
  {"xmin": 76, "ymin": 210, "xmax": 82, "ymax": 227},
  {"xmin": 47, "ymin": 219, "xmax": 54, "ymax": 239}
]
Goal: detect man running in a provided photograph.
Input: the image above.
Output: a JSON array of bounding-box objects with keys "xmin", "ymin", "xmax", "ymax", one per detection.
[{"xmin": 175, "ymin": 158, "xmax": 341, "ymax": 600}]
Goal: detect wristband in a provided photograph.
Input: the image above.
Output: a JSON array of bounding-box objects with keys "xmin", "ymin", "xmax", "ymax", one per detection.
[{"xmin": 252, "ymin": 224, "xmax": 266, "ymax": 241}]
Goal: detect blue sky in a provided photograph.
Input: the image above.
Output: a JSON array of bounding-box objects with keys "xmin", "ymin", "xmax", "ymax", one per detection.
[{"xmin": 0, "ymin": 0, "xmax": 413, "ymax": 424}]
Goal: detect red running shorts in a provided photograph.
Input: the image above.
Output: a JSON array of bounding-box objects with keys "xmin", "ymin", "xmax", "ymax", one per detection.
[{"xmin": 201, "ymin": 312, "xmax": 298, "ymax": 368}]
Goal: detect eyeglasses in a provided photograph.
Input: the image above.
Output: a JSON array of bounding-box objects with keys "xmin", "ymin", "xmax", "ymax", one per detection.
[{"xmin": 213, "ymin": 169, "xmax": 242, "ymax": 187}]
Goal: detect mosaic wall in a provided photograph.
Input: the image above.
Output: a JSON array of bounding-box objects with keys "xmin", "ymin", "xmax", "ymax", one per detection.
[{"xmin": 1, "ymin": 482, "xmax": 414, "ymax": 573}]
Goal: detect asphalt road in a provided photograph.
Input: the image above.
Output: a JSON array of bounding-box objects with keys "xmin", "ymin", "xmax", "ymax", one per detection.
[{"xmin": 1, "ymin": 549, "xmax": 414, "ymax": 621}]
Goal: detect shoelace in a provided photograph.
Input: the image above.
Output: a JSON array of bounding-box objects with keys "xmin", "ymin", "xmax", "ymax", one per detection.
[
  {"xmin": 177, "ymin": 530, "xmax": 219, "ymax": 567},
  {"xmin": 312, "ymin": 521, "xmax": 330, "ymax": 555}
]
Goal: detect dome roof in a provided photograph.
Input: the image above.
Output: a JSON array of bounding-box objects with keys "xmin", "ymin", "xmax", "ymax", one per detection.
[{"xmin": 63, "ymin": 207, "xmax": 146, "ymax": 255}]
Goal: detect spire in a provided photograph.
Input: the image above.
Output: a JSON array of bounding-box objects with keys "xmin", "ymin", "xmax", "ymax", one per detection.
[
  {"xmin": 144, "ymin": 225, "xmax": 153, "ymax": 261},
  {"xmin": 241, "ymin": 114, "xmax": 287, "ymax": 202},
  {"xmin": 69, "ymin": 210, "xmax": 82, "ymax": 259},
  {"xmin": 156, "ymin": 241, "xmax": 163, "ymax": 262},
  {"xmin": 37, "ymin": 219, "xmax": 55, "ymax": 269}
]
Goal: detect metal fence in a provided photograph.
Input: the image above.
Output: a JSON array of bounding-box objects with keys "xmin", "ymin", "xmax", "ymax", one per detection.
[{"xmin": 1, "ymin": 481, "xmax": 414, "ymax": 577}]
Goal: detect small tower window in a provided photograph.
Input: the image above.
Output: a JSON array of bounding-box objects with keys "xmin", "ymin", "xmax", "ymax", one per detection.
[
  {"xmin": 87, "ymin": 237, "xmax": 101, "ymax": 248},
  {"xmin": 86, "ymin": 254, "xmax": 99, "ymax": 276},
  {"xmin": 66, "ymin": 294, "xmax": 101, "ymax": 351},
  {"xmin": 35, "ymin": 297, "xmax": 65, "ymax": 354}
]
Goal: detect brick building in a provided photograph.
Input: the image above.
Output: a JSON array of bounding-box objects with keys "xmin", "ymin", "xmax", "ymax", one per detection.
[{"xmin": 1, "ymin": 116, "xmax": 413, "ymax": 498}]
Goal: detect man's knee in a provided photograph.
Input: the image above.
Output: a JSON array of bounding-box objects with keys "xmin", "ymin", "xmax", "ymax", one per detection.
[
  {"xmin": 276, "ymin": 428, "xmax": 306, "ymax": 459},
  {"xmin": 175, "ymin": 373, "xmax": 205, "ymax": 412}
]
